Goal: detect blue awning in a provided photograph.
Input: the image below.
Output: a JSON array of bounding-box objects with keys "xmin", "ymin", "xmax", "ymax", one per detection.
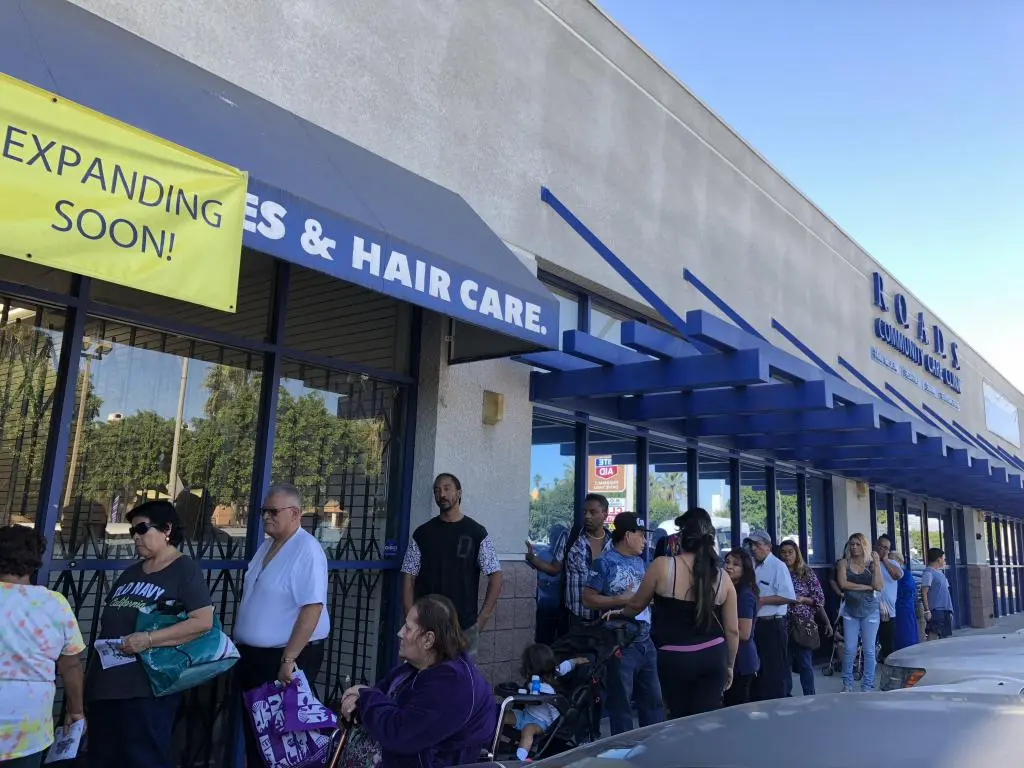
[
  {"xmin": 521, "ymin": 312, "xmax": 1024, "ymax": 515},
  {"xmin": 0, "ymin": 0, "xmax": 559, "ymax": 355}
]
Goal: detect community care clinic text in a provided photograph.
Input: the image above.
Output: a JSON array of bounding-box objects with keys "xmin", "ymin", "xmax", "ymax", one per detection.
[{"xmin": 2, "ymin": 122, "xmax": 225, "ymax": 259}]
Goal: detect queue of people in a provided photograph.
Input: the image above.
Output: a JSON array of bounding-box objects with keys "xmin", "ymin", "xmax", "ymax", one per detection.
[{"xmin": 0, "ymin": 475, "xmax": 961, "ymax": 768}]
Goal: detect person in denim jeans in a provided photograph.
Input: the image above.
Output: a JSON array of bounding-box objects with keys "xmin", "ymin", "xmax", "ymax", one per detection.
[
  {"xmin": 778, "ymin": 541, "xmax": 831, "ymax": 696},
  {"xmin": 582, "ymin": 513, "xmax": 664, "ymax": 735},
  {"xmin": 837, "ymin": 533, "xmax": 883, "ymax": 692}
]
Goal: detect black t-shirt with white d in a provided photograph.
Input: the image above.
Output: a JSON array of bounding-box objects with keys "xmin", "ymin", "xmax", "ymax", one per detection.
[{"xmin": 86, "ymin": 555, "xmax": 212, "ymax": 700}]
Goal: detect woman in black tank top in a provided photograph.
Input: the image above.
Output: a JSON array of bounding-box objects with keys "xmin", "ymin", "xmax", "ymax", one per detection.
[{"xmin": 619, "ymin": 508, "xmax": 739, "ymax": 719}]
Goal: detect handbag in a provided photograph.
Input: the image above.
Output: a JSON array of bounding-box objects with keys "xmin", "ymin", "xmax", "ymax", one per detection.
[
  {"xmin": 135, "ymin": 606, "xmax": 239, "ymax": 696},
  {"xmin": 789, "ymin": 616, "xmax": 820, "ymax": 650},
  {"xmin": 244, "ymin": 671, "xmax": 335, "ymax": 768}
]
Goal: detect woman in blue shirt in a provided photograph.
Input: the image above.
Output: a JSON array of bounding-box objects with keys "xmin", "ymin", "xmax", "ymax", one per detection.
[{"xmin": 722, "ymin": 547, "xmax": 759, "ymax": 706}]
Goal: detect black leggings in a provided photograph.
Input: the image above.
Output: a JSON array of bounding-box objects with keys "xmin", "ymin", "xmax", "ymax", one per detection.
[{"xmin": 657, "ymin": 642, "xmax": 727, "ymax": 719}]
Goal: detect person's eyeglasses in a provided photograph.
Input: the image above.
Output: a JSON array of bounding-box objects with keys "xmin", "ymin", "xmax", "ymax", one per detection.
[
  {"xmin": 261, "ymin": 505, "xmax": 296, "ymax": 517},
  {"xmin": 130, "ymin": 522, "xmax": 158, "ymax": 537}
]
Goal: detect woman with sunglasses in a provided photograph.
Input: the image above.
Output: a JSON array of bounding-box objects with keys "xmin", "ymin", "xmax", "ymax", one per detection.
[{"xmin": 85, "ymin": 500, "xmax": 213, "ymax": 768}]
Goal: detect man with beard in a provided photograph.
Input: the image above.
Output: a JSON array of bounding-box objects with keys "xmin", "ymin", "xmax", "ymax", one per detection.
[
  {"xmin": 526, "ymin": 494, "xmax": 612, "ymax": 635},
  {"xmin": 401, "ymin": 473, "xmax": 503, "ymax": 657}
]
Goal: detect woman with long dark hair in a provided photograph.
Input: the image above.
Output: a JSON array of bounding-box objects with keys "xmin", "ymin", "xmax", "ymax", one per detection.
[
  {"xmin": 722, "ymin": 547, "xmax": 759, "ymax": 706},
  {"xmin": 620, "ymin": 507, "xmax": 738, "ymax": 718}
]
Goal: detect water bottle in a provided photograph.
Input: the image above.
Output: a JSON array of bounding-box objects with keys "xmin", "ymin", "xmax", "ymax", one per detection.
[{"xmin": 529, "ymin": 675, "xmax": 541, "ymax": 695}]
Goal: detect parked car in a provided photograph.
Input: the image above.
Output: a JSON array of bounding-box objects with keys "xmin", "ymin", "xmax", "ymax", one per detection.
[
  {"xmin": 878, "ymin": 630, "xmax": 1024, "ymax": 691},
  {"xmin": 461, "ymin": 691, "xmax": 1024, "ymax": 768}
]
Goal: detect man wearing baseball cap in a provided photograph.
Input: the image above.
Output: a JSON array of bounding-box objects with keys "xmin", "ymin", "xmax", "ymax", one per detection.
[
  {"xmin": 583, "ymin": 512, "xmax": 664, "ymax": 734},
  {"xmin": 744, "ymin": 530, "xmax": 796, "ymax": 701}
]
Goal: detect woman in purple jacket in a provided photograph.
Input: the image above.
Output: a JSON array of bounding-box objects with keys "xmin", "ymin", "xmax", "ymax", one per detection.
[{"xmin": 341, "ymin": 594, "xmax": 497, "ymax": 768}]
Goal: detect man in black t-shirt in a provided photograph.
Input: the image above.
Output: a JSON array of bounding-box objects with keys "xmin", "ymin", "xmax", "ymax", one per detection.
[{"xmin": 401, "ymin": 473, "xmax": 503, "ymax": 657}]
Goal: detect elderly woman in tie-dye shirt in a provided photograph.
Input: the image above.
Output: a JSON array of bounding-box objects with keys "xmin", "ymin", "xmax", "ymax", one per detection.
[{"xmin": 0, "ymin": 526, "xmax": 85, "ymax": 767}]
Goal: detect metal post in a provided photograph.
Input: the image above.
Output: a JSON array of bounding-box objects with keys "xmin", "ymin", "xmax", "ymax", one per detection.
[
  {"xmin": 823, "ymin": 477, "xmax": 836, "ymax": 565},
  {"xmin": 573, "ymin": 422, "xmax": 589, "ymax": 528},
  {"xmin": 635, "ymin": 436, "xmax": 649, "ymax": 520},
  {"xmin": 35, "ymin": 276, "xmax": 90, "ymax": 587},
  {"xmin": 244, "ymin": 261, "xmax": 290, "ymax": 559},
  {"xmin": 886, "ymin": 492, "xmax": 896, "ymax": 543},
  {"xmin": 868, "ymin": 490, "xmax": 878, "ymax": 545},
  {"xmin": 765, "ymin": 465, "xmax": 777, "ymax": 543},
  {"xmin": 686, "ymin": 448, "xmax": 699, "ymax": 511},
  {"xmin": 729, "ymin": 458, "xmax": 741, "ymax": 550}
]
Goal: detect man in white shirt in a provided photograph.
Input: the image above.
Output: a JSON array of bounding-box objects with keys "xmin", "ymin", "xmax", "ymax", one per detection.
[
  {"xmin": 745, "ymin": 530, "xmax": 796, "ymax": 701},
  {"xmin": 875, "ymin": 534, "xmax": 904, "ymax": 661},
  {"xmin": 233, "ymin": 483, "xmax": 330, "ymax": 768}
]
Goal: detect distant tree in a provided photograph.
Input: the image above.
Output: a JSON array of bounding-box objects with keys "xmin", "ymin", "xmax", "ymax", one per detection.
[
  {"xmin": 78, "ymin": 410, "xmax": 175, "ymax": 502},
  {"xmin": 529, "ymin": 464, "xmax": 575, "ymax": 542}
]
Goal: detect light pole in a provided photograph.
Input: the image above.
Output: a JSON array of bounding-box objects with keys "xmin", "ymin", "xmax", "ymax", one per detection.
[
  {"xmin": 63, "ymin": 338, "xmax": 113, "ymax": 510},
  {"xmin": 168, "ymin": 357, "xmax": 189, "ymax": 497}
]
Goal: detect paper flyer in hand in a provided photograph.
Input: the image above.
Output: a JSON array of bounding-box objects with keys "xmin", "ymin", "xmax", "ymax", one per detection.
[
  {"xmin": 95, "ymin": 638, "xmax": 137, "ymax": 669},
  {"xmin": 44, "ymin": 719, "xmax": 86, "ymax": 763}
]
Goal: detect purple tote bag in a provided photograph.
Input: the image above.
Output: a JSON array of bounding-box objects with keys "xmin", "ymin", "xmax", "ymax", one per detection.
[{"xmin": 244, "ymin": 670, "xmax": 335, "ymax": 768}]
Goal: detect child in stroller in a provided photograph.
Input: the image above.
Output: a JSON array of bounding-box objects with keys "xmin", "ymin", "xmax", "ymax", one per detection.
[
  {"xmin": 491, "ymin": 619, "xmax": 640, "ymax": 761},
  {"xmin": 502, "ymin": 644, "xmax": 587, "ymax": 761}
]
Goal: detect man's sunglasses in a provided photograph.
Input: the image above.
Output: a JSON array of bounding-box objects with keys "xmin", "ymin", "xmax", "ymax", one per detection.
[
  {"xmin": 130, "ymin": 521, "xmax": 160, "ymax": 537},
  {"xmin": 261, "ymin": 505, "xmax": 297, "ymax": 517}
]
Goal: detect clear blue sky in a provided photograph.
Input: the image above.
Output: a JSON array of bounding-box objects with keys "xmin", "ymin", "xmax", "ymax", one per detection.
[{"xmin": 596, "ymin": 0, "xmax": 1024, "ymax": 392}]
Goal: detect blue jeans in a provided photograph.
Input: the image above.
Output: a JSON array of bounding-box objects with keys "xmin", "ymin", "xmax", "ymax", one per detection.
[
  {"xmin": 842, "ymin": 612, "xmax": 880, "ymax": 691},
  {"xmin": 605, "ymin": 633, "xmax": 664, "ymax": 734},
  {"xmin": 786, "ymin": 643, "xmax": 816, "ymax": 696}
]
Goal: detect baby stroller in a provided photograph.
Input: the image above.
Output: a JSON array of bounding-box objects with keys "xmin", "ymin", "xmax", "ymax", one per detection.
[
  {"xmin": 822, "ymin": 612, "xmax": 862, "ymax": 680},
  {"xmin": 487, "ymin": 618, "xmax": 642, "ymax": 762},
  {"xmin": 821, "ymin": 607, "xmax": 880, "ymax": 681}
]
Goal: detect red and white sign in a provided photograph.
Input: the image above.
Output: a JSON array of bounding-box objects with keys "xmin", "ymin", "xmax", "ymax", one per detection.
[{"xmin": 588, "ymin": 455, "xmax": 626, "ymax": 493}]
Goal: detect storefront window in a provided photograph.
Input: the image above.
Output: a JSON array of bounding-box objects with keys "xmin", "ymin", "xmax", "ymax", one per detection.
[
  {"xmin": 588, "ymin": 427, "xmax": 637, "ymax": 527},
  {"xmin": 907, "ymin": 507, "xmax": 924, "ymax": 569},
  {"xmin": 57, "ymin": 318, "xmax": 262, "ymax": 560},
  {"xmin": 926, "ymin": 509, "xmax": 944, "ymax": 553},
  {"xmin": 892, "ymin": 500, "xmax": 906, "ymax": 560},
  {"xmin": 284, "ymin": 265, "xmax": 411, "ymax": 374},
  {"xmin": 272, "ymin": 361, "xmax": 400, "ymax": 561},
  {"xmin": 875, "ymin": 491, "xmax": 890, "ymax": 545},
  {"xmin": 698, "ymin": 453, "xmax": 732, "ymax": 550},
  {"xmin": 648, "ymin": 444, "xmax": 689, "ymax": 532},
  {"xmin": 90, "ymin": 249, "xmax": 274, "ymax": 343},
  {"xmin": 776, "ymin": 471, "xmax": 799, "ymax": 545},
  {"xmin": 554, "ymin": 291, "xmax": 579, "ymax": 350},
  {"xmin": 529, "ymin": 413, "xmax": 576, "ymax": 545},
  {"xmin": 590, "ymin": 305, "xmax": 626, "ymax": 347},
  {"xmin": 0, "ymin": 298, "xmax": 66, "ymax": 526},
  {"xmin": 740, "ymin": 461, "xmax": 767, "ymax": 540},
  {"xmin": 807, "ymin": 476, "xmax": 828, "ymax": 564}
]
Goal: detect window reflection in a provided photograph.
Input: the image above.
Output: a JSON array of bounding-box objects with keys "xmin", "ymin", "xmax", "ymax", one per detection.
[
  {"xmin": 588, "ymin": 427, "xmax": 636, "ymax": 526},
  {"xmin": 740, "ymin": 462, "xmax": 766, "ymax": 539},
  {"xmin": 58, "ymin": 319, "xmax": 261, "ymax": 560},
  {"xmin": 698, "ymin": 453, "xmax": 734, "ymax": 550},
  {"xmin": 0, "ymin": 299, "xmax": 65, "ymax": 527},
  {"xmin": 272, "ymin": 363, "xmax": 399, "ymax": 561},
  {"xmin": 777, "ymin": 471, "xmax": 799, "ymax": 546},
  {"xmin": 875, "ymin": 491, "xmax": 890, "ymax": 545},
  {"xmin": 529, "ymin": 414, "xmax": 576, "ymax": 544},
  {"xmin": 907, "ymin": 507, "xmax": 924, "ymax": 569},
  {"xmin": 590, "ymin": 306, "xmax": 626, "ymax": 347},
  {"xmin": 648, "ymin": 444, "xmax": 688, "ymax": 531}
]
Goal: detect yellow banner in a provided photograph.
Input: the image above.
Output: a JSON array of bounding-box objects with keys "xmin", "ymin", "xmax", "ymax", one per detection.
[{"xmin": 0, "ymin": 73, "xmax": 247, "ymax": 312}]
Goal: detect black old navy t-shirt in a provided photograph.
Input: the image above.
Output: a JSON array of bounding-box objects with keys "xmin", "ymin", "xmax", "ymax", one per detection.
[
  {"xmin": 407, "ymin": 516, "xmax": 495, "ymax": 631},
  {"xmin": 87, "ymin": 555, "xmax": 213, "ymax": 700}
]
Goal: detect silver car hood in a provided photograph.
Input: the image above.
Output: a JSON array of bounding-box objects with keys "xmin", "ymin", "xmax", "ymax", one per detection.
[
  {"xmin": 885, "ymin": 633, "xmax": 1024, "ymax": 675},
  {"xmin": 527, "ymin": 692, "xmax": 1024, "ymax": 768}
]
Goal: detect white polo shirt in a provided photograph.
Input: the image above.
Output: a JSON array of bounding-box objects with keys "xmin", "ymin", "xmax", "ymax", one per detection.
[
  {"xmin": 234, "ymin": 528, "xmax": 330, "ymax": 648},
  {"xmin": 879, "ymin": 558, "xmax": 903, "ymax": 615},
  {"xmin": 755, "ymin": 552, "xmax": 796, "ymax": 618}
]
